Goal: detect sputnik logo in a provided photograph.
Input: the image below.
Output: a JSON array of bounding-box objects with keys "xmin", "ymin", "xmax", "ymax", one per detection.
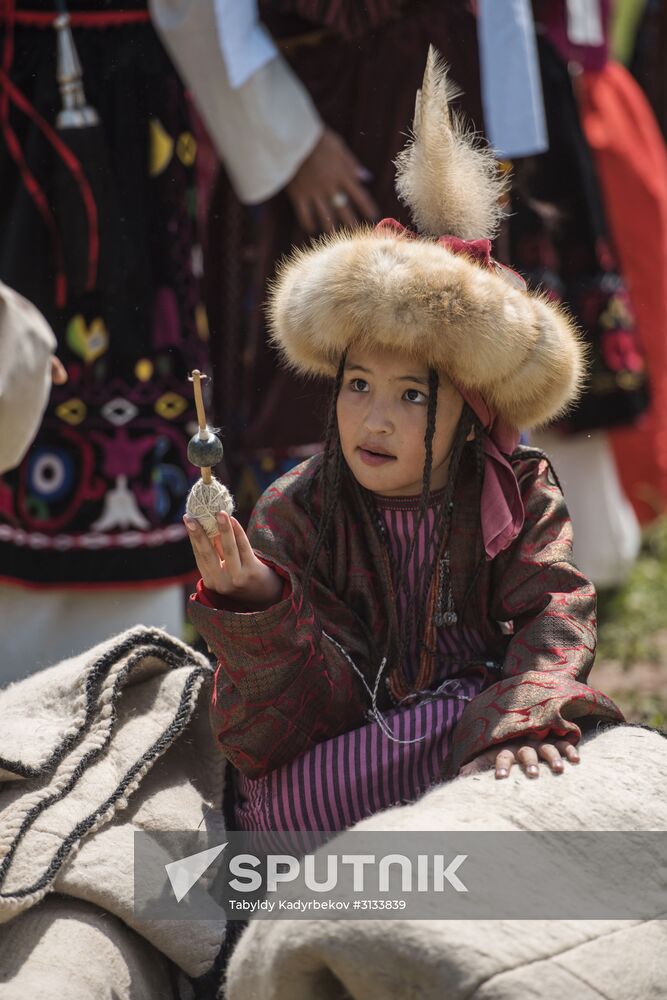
[{"xmin": 165, "ymin": 843, "xmax": 227, "ymax": 902}]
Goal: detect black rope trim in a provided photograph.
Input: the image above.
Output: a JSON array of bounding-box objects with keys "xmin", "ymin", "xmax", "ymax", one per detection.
[
  {"xmin": 0, "ymin": 630, "xmax": 213, "ymax": 899},
  {"xmin": 0, "ymin": 627, "xmax": 197, "ymax": 780}
]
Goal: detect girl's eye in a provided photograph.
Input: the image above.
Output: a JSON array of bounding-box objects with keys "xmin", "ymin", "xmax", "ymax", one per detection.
[
  {"xmin": 350, "ymin": 378, "xmax": 369, "ymax": 392},
  {"xmin": 403, "ymin": 388, "xmax": 427, "ymax": 404}
]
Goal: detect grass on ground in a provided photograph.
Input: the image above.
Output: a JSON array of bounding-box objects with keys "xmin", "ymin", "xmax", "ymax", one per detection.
[{"xmin": 596, "ymin": 517, "xmax": 667, "ymax": 729}]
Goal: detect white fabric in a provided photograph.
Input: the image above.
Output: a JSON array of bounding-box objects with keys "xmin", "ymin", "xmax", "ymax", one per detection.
[
  {"xmin": 566, "ymin": 0, "xmax": 604, "ymax": 45},
  {"xmin": 226, "ymin": 725, "xmax": 667, "ymax": 1000},
  {"xmin": 0, "ymin": 627, "xmax": 226, "ymax": 980},
  {"xmin": 150, "ymin": 0, "xmax": 323, "ymax": 203},
  {"xmin": 0, "ymin": 582, "xmax": 184, "ymax": 685},
  {"xmin": 0, "ymin": 282, "xmax": 56, "ymax": 475},
  {"xmin": 533, "ymin": 429, "xmax": 641, "ymax": 588},
  {"xmin": 213, "ymin": 0, "xmax": 277, "ymax": 88},
  {"xmin": 477, "ymin": 0, "xmax": 548, "ymax": 159},
  {"xmin": 0, "ymin": 630, "xmax": 665, "ymax": 997},
  {"xmin": 0, "ymin": 896, "xmax": 175, "ymax": 1000}
]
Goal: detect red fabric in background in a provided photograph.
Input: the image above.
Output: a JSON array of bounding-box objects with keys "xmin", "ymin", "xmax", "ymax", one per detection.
[{"xmin": 580, "ymin": 61, "xmax": 667, "ymax": 523}]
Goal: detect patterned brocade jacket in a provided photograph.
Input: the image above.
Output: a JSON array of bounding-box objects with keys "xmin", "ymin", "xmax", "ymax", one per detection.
[{"xmin": 188, "ymin": 445, "xmax": 624, "ymax": 779}]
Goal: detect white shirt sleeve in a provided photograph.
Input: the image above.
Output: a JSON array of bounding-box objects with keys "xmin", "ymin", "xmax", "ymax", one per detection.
[
  {"xmin": 477, "ymin": 0, "xmax": 548, "ymax": 159},
  {"xmin": 149, "ymin": 0, "xmax": 324, "ymax": 204},
  {"xmin": 0, "ymin": 283, "xmax": 56, "ymax": 474},
  {"xmin": 213, "ymin": 0, "xmax": 277, "ymax": 88}
]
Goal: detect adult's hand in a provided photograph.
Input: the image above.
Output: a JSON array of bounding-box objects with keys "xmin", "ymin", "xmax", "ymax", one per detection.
[
  {"xmin": 51, "ymin": 356, "xmax": 67, "ymax": 385},
  {"xmin": 286, "ymin": 127, "xmax": 380, "ymax": 234}
]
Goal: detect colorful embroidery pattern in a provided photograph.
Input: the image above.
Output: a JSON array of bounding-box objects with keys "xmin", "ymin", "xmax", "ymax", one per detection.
[{"xmin": 0, "ymin": 25, "xmax": 208, "ymax": 586}]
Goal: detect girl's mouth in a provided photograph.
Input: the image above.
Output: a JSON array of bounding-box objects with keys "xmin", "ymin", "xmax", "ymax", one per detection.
[{"xmin": 357, "ymin": 447, "xmax": 397, "ymax": 467}]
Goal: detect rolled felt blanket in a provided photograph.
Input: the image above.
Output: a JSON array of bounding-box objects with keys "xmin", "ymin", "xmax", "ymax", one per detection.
[{"xmin": 226, "ymin": 724, "xmax": 667, "ymax": 1000}]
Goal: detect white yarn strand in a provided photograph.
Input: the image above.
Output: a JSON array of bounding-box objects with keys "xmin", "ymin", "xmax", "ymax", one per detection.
[
  {"xmin": 185, "ymin": 477, "xmax": 235, "ymax": 536},
  {"xmin": 322, "ymin": 631, "xmax": 427, "ymax": 745}
]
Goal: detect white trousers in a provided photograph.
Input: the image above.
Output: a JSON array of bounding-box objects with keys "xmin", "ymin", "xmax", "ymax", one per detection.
[
  {"xmin": 0, "ymin": 582, "xmax": 184, "ymax": 686},
  {"xmin": 533, "ymin": 429, "xmax": 641, "ymax": 589}
]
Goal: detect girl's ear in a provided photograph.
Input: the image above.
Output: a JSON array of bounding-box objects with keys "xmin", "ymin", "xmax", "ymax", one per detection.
[{"xmin": 466, "ymin": 426, "xmax": 476, "ymax": 443}]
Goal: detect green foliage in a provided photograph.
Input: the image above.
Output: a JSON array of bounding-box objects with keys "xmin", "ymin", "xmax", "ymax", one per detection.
[
  {"xmin": 597, "ymin": 517, "xmax": 667, "ymax": 667},
  {"xmin": 597, "ymin": 517, "xmax": 667, "ymax": 669}
]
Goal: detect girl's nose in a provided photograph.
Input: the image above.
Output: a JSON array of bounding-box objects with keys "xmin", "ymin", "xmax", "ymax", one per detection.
[{"xmin": 363, "ymin": 400, "xmax": 393, "ymax": 434}]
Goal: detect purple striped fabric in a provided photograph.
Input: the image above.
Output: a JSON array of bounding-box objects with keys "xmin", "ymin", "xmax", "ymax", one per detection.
[
  {"xmin": 233, "ymin": 494, "xmax": 488, "ymax": 835},
  {"xmin": 234, "ymin": 676, "xmax": 485, "ymax": 841},
  {"xmin": 376, "ymin": 490, "xmax": 487, "ymax": 680}
]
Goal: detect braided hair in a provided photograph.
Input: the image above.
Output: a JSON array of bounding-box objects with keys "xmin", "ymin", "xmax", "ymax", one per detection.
[
  {"xmin": 302, "ymin": 357, "xmax": 484, "ymax": 674},
  {"xmin": 301, "ymin": 354, "xmax": 347, "ymax": 599},
  {"xmin": 391, "ymin": 387, "xmax": 478, "ymax": 675}
]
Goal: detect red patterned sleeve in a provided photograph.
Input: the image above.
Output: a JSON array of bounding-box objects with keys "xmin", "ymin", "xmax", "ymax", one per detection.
[
  {"xmin": 187, "ymin": 466, "xmax": 369, "ymax": 778},
  {"xmin": 448, "ymin": 453, "xmax": 624, "ymax": 773}
]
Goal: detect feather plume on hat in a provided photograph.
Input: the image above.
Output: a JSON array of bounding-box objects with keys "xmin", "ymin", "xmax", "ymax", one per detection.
[
  {"xmin": 268, "ymin": 48, "xmax": 586, "ymax": 430},
  {"xmin": 394, "ymin": 47, "xmax": 507, "ymax": 240}
]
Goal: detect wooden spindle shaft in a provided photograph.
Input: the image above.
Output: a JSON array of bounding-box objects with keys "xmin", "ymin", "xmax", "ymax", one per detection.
[
  {"xmin": 189, "ymin": 370, "xmax": 209, "ymax": 440},
  {"xmin": 189, "ymin": 370, "xmax": 212, "ymax": 483}
]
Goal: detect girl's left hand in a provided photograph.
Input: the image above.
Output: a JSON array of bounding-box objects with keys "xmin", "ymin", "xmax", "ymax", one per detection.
[{"xmin": 459, "ymin": 738, "xmax": 580, "ymax": 779}]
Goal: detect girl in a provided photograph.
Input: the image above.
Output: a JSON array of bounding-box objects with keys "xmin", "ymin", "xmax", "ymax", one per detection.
[{"xmin": 185, "ymin": 51, "xmax": 624, "ymax": 835}]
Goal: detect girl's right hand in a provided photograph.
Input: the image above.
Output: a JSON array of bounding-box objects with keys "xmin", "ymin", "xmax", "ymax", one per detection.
[{"xmin": 184, "ymin": 511, "xmax": 283, "ymax": 609}]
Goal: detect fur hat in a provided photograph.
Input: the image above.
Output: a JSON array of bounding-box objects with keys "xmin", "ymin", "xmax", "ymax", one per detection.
[{"xmin": 267, "ymin": 49, "xmax": 586, "ymax": 430}]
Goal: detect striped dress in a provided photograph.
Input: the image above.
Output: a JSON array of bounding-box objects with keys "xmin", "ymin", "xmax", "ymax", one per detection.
[{"xmin": 233, "ymin": 490, "xmax": 489, "ymax": 838}]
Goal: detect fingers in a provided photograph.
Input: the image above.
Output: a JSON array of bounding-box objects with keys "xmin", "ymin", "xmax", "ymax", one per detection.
[
  {"xmin": 229, "ymin": 516, "xmax": 256, "ymax": 564},
  {"xmin": 516, "ymin": 745, "xmax": 540, "ymax": 777},
  {"xmin": 342, "ymin": 175, "xmax": 380, "ymax": 222},
  {"xmin": 555, "ymin": 740, "xmax": 580, "ymax": 764},
  {"xmin": 494, "ymin": 743, "xmax": 550, "ymax": 779},
  {"xmin": 312, "ymin": 195, "xmax": 337, "ymax": 235},
  {"xmin": 311, "ymin": 194, "xmax": 360, "ymax": 234},
  {"xmin": 291, "ymin": 194, "xmax": 317, "ymax": 235},
  {"xmin": 332, "ymin": 193, "xmax": 359, "ymax": 230},
  {"xmin": 464, "ymin": 738, "xmax": 582, "ymax": 782},
  {"xmin": 495, "ymin": 741, "xmax": 580, "ymax": 780},
  {"xmin": 183, "ymin": 516, "xmax": 223, "ymax": 591},
  {"xmin": 494, "ymin": 747, "xmax": 517, "ymax": 779},
  {"xmin": 537, "ymin": 743, "xmax": 565, "ymax": 774},
  {"xmin": 215, "ymin": 511, "xmax": 242, "ymax": 581},
  {"xmin": 51, "ymin": 356, "xmax": 68, "ymax": 385}
]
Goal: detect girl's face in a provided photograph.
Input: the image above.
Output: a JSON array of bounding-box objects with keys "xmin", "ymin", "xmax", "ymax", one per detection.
[{"xmin": 336, "ymin": 346, "xmax": 464, "ymax": 496}]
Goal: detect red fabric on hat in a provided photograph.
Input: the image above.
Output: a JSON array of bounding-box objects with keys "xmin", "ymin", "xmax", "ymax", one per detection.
[{"xmin": 438, "ymin": 234, "xmax": 492, "ymax": 266}]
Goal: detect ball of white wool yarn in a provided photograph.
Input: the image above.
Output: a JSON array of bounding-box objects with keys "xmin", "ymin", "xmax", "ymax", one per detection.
[{"xmin": 185, "ymin": 477, "xmax": 235, "ymax": 537}]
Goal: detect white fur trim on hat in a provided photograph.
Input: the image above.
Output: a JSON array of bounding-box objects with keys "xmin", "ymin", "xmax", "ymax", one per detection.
[{"xmin": 268, "ymin": 228, "xmax": 585, "ymax": 430}]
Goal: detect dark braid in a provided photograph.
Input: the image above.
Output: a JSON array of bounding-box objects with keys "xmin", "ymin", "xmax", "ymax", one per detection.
[
  {"xmin": 436, "ymin": 404, "xmax": 478, "ymax": 556},
  {"xmin": 456, "ymin": 415, "xmax": 488, "ymax": 619},
  {"xmin": 411, "ymin": 402, "xmax": 477, "ymax": 665},
  {"xmin": 301, "ymin": 355, "xmax": 346, "ymax": 601},
  {"xmin": 390, "ymin": 368, "xmax": 440, "ymax": 665}
]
